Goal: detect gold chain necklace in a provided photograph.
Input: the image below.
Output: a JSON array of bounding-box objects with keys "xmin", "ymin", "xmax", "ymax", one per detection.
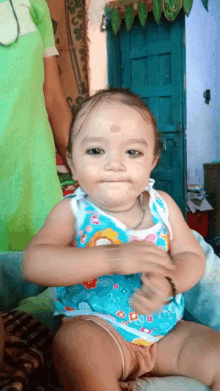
[{"xmin": 132, "ymin": 193, "xmax": 145, "ymax": 230}]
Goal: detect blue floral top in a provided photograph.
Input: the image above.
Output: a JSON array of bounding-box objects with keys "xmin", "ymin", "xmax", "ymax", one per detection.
[{"xmin": 55, "ymin": 179, "xmax": 184, "ymax": 346}]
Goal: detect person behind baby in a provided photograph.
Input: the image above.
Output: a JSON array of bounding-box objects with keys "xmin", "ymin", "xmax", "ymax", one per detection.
[{"xmin": 23, "ymin": 88, "xmax": 220, "ymax": 391}]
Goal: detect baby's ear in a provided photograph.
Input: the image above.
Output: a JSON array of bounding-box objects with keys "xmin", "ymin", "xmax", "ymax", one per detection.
[
  {"xmin": 66, "ymin": 153, "xmax": 78, "ymax": 181},
  {"xmin": 151, "ymin": 154, "xmax": 159, "ymax": 170}
]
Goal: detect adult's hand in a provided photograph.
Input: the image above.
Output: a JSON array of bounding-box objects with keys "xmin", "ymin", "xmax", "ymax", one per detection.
[{"xmin": 43, "ymin": 56, "xmax": 72, "ymax": 172}]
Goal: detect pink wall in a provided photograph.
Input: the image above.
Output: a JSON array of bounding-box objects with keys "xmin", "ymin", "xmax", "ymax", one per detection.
[{"xmin": 87, "ymin": 0, "xmax": 108, "ymax": 94}]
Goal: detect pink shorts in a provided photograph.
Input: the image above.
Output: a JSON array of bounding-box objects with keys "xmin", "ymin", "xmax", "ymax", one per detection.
[{"xmin": 77, "ymin": 316, "xmax": 157, "ymax": 381}]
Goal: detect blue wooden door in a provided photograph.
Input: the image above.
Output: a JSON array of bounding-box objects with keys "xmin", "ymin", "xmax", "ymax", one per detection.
[{"xmin": 107, "ymin": 12, "xmax": 187, "ymax": 215}]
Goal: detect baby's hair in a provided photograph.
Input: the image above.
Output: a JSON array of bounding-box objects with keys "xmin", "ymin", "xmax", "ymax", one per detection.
[{"xmin": 68, "ymin": 87, "xmax": 160, "ymax": 158}]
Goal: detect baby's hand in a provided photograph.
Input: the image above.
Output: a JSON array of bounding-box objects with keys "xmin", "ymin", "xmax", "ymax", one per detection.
[
  {"xmin": 130, "ymin": 273, "xmax": 173, "ymax": 315},
  {"xmin": 113, "ymin": 241, "xmax": 174, "ymax": 276}
]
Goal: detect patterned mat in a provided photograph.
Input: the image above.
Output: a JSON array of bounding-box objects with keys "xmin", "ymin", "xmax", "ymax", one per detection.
[
  {"xmin": 0, "ymin": 311, "xmax": 61, "ymax": 391},
  {"xmin": 0, "ymin": 310, "xmax": 139, "ymax": 390}
]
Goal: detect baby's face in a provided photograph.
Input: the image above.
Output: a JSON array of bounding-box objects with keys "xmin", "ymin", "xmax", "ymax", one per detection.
[{"xmin": 70, "ymin": 102, "xmax": 158, "ymax": 212}]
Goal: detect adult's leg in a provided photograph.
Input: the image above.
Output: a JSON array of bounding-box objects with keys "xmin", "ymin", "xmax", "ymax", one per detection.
[
  {"xmin": 151, "ymin": 320, "xmax": 220, "ymax": 390},
  {"xmin": 52, "ymin": 318, "xmax": 123, "ymax": 391}
]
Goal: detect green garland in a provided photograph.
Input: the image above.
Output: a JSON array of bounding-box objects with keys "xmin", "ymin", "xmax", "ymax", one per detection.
[{"xmin": 109, "ymin": 0, "xmax": 209, "ymax": 35}]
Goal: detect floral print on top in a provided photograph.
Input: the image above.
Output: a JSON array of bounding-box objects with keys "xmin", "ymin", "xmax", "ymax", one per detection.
[{"xmin": 54, "ymin": 179, "xmax": 184, "ymax": 346}]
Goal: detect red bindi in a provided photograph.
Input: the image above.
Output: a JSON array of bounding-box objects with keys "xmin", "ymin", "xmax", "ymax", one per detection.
[{"xmin": 110, "ymin": 124, "xmax": 121, "ymax": 133}]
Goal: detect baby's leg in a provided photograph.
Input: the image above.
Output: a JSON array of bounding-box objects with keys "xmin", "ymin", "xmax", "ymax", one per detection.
[
  {"xmin": 151, "ymin": 320, "xmax": 220, "ymax": 390},
  {"xmin": 52, "ymin": 317, "xmax": 123, "ymax": 391}
]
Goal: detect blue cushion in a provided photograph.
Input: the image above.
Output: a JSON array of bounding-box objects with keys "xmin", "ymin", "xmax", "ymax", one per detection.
[
  {"xmin": 133, "ymin": 376, "xmax": 209, "ymax": 390},
  {"xmin": 0, "ymin": 252, "xmax": 46, "ymax": 311},
  {"xmin": 184, "ymin": 231, "xmax": 220, "ymax": 332}
]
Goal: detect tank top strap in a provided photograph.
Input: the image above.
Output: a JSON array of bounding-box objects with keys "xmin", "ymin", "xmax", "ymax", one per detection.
[
  {"xmin": 146, "ymin": 179, "xmax": 173, "ymax": 240},
  {"xmin": 64, "ymin": 186, "xmax": 87, "ymax": 221}
]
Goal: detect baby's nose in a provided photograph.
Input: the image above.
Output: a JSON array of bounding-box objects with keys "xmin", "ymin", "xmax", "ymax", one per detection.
[{"xmin": 104, "ymin": 153, "xmax": 125, "ymax": 171}]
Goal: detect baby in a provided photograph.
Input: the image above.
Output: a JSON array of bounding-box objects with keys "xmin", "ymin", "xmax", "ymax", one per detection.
[{"xmin": 23, "ymin": 88, "xmax": 220, "ymax": 391}]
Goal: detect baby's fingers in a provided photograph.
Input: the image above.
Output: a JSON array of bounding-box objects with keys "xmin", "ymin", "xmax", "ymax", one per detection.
[
  {"xmin": 140, "ymin": 277, "xmax": 162, "ymax": 297},
  {"xmin": 131, "ymin": 292, "xmax": 158, "ymax": 315},
  {"xmin": 141, "ymin": 249, "xmax": 175, "ymax": 271}
]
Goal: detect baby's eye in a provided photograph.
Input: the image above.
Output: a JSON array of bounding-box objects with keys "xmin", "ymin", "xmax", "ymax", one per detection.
[
  {"xmin": 86, "ymin": 148, "xmax": 104, "ymax": 155},
  {"xmin": 126, "ymin": 149, "xmax": 142, "ymax": 157}
]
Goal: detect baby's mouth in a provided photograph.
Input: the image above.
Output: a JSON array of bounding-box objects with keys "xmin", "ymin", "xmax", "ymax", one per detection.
[{"xmin": 102, "ymin": 179, "xmax": 127, "ymax": 183}]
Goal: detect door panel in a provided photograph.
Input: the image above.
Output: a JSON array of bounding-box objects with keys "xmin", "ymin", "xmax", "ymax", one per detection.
[
  {"xmin": 107, "ymin": 11, "xmax": 186, "ymax": 215},
  {"xmin": 152, "ymin": 133, "xmax": 185, "ymax": 212},
  {"xmin": 120, "ymin": 14, "xmax": 184, "ymax": 133}
]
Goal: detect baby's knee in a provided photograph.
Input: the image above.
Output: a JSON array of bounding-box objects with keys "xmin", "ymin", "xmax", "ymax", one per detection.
[
  {"xmin": 53, "ymin": 318, "xmax": 92, "ymax": 353},
  {"xmin": 53, "ymin": 317, "xmax": 124, "ymax": 384},
  {"xmin": 209, "ymin": 334, "xmax": 220, "ymax": 378},
  {"xmin": 177, "ymin": 325, "xmax": 220, "ymax": 386}
]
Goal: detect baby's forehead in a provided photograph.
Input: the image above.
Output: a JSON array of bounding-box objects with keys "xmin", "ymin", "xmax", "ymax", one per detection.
[
  {"xmin": 72, "ymin": 96, "xmax": 152, "ymax": 140},
  {"xmin": 75, "ymin": 97, "xmax": 145, "ymax": 124},
  {"xmin": 73, "ymin": 98, "xmax": 121, "ymax": 133}
]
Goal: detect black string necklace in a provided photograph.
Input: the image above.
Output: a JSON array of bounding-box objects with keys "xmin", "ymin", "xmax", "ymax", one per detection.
[{"xmin": 0, "ymin": 0, "xmax": 20, "ymax": 47}]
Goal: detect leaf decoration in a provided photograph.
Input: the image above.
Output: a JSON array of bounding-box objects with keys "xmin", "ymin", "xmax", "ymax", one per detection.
[
  {"xmin": 138, "ymin": 2, "xmax": 148, "ymax": 28},
  {"xmin": 110, "ymin": 8, "xmax": 121, "ymax": 35},
  {"xmin": 163, "ymin": 0, "xmax": 183, "ymax": 21},
  {"xmin": 201, "ymin": 0, "xmax": 209, "ymax": 11},
  {"xmin": 153, "ymin": 0, "xmax": 162, "ymax": 24},
  {"xmin": 183, "ymin": 0, "xmax": 193, "ymax": 16},
  {"xmin": 125, "ymin": 6, "xmax": 134, "ymax": 32}
]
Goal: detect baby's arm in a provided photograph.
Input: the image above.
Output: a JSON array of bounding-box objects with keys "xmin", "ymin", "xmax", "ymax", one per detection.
[
  {"xmin": 23, "ymin": 199, "xmax": 115, "ymax": 286},
  {"xmin": 23, "ymin": 197, "xmax": 174, "ymax": 287},
  {"xmin": 132, "ymin": 192, "xmax": 206, "ymax": 314},
  {"xmin": 160, "ymin": 191, "xmax": 206, "ymax": 294}
]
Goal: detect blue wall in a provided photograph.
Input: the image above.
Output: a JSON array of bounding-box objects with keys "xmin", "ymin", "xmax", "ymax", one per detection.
[{"xmin": 186, "ymin": 0, "xmax": 220, "ymax": 184}]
